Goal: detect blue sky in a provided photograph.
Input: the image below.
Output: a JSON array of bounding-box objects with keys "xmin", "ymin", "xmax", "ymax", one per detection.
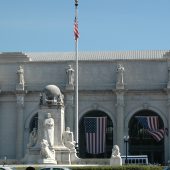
[{"xmin": 0, "ymin": 0, "xmax": 170, "ymax": 52}]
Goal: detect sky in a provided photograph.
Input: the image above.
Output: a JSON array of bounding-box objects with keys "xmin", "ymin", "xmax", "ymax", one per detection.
[{"xmin": 0, "ymin": 0, "xmax": 170, "ymax": 52}]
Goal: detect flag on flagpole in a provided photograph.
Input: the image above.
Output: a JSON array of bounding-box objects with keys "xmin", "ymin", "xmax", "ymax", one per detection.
[
  {"xmin": 84, "ymin": 117, "xmax": 107, "ymax": 154},
  {"xmin": 136, "ymin": 116, "xmax": 165, "ymax": 142},
  {"xmin": 74, "ymin": 18, "xmax": 79, "ymax": 40}
]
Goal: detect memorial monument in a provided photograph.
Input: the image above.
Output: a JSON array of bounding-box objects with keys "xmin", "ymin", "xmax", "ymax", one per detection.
[{"xmin": 23, "ymin": 84, "xmax": 79, "ymax": 164}]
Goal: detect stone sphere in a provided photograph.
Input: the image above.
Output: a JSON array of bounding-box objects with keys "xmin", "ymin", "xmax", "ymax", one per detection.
[{"xmin": 43, "ymin": 85, "xmax": 61, "ymax": 98}]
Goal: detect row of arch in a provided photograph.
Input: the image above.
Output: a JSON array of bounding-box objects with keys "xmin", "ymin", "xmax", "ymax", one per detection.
[{"xmin": 27, "ymin": 106, "xmax": 167, "ymax": 164}]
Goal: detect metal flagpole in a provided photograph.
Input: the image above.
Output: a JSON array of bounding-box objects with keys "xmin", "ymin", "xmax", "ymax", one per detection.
[{"xmin": 74, "ymin": 0, "xmax": 79, "ymax": 146}]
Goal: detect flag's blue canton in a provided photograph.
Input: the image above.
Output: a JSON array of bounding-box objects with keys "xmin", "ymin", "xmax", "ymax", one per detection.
[
  {"xmin": 137, "ymin": 117, "xmax": 149, "ymax": 129},
  {"xmin": 85, "ymin": 118, "xmax": 96, "ymax": 133}
]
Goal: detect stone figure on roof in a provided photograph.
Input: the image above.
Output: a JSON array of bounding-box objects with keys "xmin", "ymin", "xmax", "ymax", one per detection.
[
  {"xmin": 62, "ymin": 127, "xmax": 76, "ymax": 150},
  {"xmin": 17, "ymin": 65, "xmax": 24, "ymax": 85},
  {"xmin": 66, "ymin": 65, "xmax": 74, "ymax": 86},
  {"xmin": 116, "ymin": 64, "xmax": 124, "ymax": 86},
  {"xmin": 43, "ymin": 113, "xmax": 54, "ymax": 147}
]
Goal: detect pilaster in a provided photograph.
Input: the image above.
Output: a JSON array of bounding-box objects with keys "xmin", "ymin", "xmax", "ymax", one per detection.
[
  {"xmin": 115, "ymin": 89, "xmax": 125, "ymax": 154},
  {"xmin": 64, "ymin": 91, "xmax": 74, "ymax": 131},
  {"xmin": 16, "ymin": 91, "xmax": 25, "ymax": 160}
]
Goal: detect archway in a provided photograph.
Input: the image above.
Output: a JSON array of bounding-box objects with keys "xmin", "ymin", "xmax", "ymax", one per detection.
[
  {"xmin": 128, "ymin": 109, "xmax": 165, "ymax": 164},
  {"xmin": 79, "ymin": 110, "xmax": 113, "ymax": 158}
]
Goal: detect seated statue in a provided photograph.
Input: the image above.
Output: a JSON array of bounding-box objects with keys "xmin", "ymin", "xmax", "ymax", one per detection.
[
  {"xmin": 27, "ymin": 128, "xmax": 38, "ymax": 147},
  {"xmin": 110, "ymin": 145, "xmax": 122, "ymax": 166},
  {"xmin": 62, "ymin": 127, "xmax": 76, "ymax": 150},
  {"xmin": 111, "ymin": 145, "xmax": 121, "ymax": 158}
]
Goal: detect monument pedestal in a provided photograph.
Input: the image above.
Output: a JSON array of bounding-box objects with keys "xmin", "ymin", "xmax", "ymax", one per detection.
[
  {"xmin": 38, "ymin": 158, "xmax": 57, "ymax": 164},
  {"xmin": 110, "ymin": 156, "xmax": 122, "ymax": 166},
  {"xmin": 55, "ymin": 147, "xmax": 71, "ymax": 164},
  {"xmin": 70, "ymin": 149, "xmax": 79, "ymax": 163}
]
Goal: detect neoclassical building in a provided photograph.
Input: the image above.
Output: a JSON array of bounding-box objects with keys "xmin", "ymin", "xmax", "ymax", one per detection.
[{"xmin": 0, "ymin": 50, "xmax": 170, "ymax": 164}]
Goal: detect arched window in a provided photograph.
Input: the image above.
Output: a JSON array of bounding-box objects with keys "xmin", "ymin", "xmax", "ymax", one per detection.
[{"xmin": 29, "ymin": 113, "xmax": 38, "ymax": 133}]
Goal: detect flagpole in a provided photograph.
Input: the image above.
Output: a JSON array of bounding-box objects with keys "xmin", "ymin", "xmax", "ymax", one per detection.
[{"xmin": 74, "ymin": 0, "xmax": 79, "ymax": 145}]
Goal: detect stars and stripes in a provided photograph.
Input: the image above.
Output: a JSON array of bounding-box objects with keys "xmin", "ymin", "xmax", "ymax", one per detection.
[
  {"xmin": 74, "ymin": 18, "xmax": 79, "ymax": 40},
  {"xmin": 136, "ymin": 116, "xmax": 166, "ymax": 142},
  {"xmin": 84, "ymin": 117, "xmax": 107, "ymax": 154}
]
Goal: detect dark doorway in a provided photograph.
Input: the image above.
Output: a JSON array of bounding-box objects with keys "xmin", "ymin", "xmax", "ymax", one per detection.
[
  {"xmin": 79, "ymin": 110, "xmax": 113, "ymax": 158},
  {"xmin": 128, "ymin": 109, "xmax": 165, "ymax": 164}
]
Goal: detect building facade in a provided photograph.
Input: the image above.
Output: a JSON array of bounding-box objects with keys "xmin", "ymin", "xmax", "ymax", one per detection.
[{"xmin": 0, "ymin": 51, "xmax": 170, "ymax": 164}]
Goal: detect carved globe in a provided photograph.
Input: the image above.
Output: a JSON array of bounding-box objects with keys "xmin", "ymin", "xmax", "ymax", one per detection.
[{"xmin": 43, "ymin": 85, "xmax": 61, "ymax": 99}]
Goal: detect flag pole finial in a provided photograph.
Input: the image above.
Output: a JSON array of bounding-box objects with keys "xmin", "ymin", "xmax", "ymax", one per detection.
[{"xmin": 75, "ymin": 0, "xmax": 78, "ymax": 6}]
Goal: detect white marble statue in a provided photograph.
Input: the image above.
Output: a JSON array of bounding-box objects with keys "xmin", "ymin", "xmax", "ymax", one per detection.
[
  {"xmin": 27, "ymin": 128, "xmax": 38, "ymax": 147},
  {"xmin": 111, "ymin": 145, "xmax": 121, "ymax": 158},
  {"xmin": 116, "ymin": 64, "xmax": 124, "ymax": 85},
  {"xmin": 62, "ymin": 127, "xmax": 76, "ymax": 150},
  {"xmin": 40, "ymin": 139, "xmax": 55, "ymax": 159},
  {"xmin": 110, "ymin": 145, "xmax": 122, "ymax": 166},
  {"xmin": 66, "ymin": 65, "xmax": 74, "ymax": 86},
  {"xmin": 17, "ymin": 65, "xmax": 24, "ymax": 85},
  {"xmin": 43, "ymin": 113, "xmax": 54, "ymax": 147}
]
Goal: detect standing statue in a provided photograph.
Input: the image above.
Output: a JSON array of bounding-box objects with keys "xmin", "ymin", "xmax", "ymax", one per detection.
[
  {"xmin": 43, "ymin": 113, "xmax": 54, "ymax": 147},
  {"xmin": 17, "ymin": 65, "xmax": 24, "ymax": 85},
  {"xmin": 27, "ymin": 128, "xmax": 38, "ymax": 147},
  {"xmin": 66, "ymin": 65, "xmax": 74, "ymax": 86},
  {"xmin": 62, "ymin": 127, "xmax": 76, "ymax": 149},
  {"xmin": 116, "ymin": 64, "xmax": 124, "ymax": 85}
]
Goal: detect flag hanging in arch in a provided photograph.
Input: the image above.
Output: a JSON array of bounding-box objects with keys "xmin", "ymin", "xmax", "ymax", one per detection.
[
  {"xmin": 136, "ymin": 116, "xmax": 165, "ymax": 142},
  {"xmin": 84, "ymin": 117, "xmax": 107, "ymax": 154}
]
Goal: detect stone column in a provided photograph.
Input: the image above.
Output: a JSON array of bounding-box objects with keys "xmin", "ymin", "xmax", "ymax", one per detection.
[
  {"xmin": 16, "ymin": 65, "xmax": 25, "ymax": 160},
  {"xmin": 115, "ymin": 90, "xmax": 125, "ymax": 154},
  {"xmin": 65, "ymin": 65, "xmax": 75, "ymax": 132},
  {"xmin": 64, "ymin": 92, "xmax": 74, "ymax": 132},
  {"xmin": 115, "ymin": 64, "xmax": 125, "ymax": 154},
  {"xmin": 16, "ymin": 93, "xmax": 25, "ymax": 160}
]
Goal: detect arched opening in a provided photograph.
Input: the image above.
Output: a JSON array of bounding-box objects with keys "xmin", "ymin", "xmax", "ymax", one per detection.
[
  {"xmin": 129, "ymin": 109, "xmax": 165, "ymax": 164},
  {"xmin": 29, "ymin": 113, "xmax": 38, "ymax": 133},
  {"xmin": 79, "ymin": 110, "xmax": 113, "ymax": 158}
]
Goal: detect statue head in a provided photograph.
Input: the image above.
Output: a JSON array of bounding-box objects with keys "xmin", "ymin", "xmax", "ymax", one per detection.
[{"xmin": 66, "ymin": 127, "xmax": 70, "ymax": 132}]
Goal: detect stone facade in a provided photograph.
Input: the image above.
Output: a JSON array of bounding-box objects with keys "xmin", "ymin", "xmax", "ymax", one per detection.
[{"xmin": 0, "ymin": 51, "xmax": 170, "ymax": 164}]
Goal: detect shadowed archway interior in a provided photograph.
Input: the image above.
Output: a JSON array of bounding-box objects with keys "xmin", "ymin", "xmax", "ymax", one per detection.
[{"xmin": 128, "ymin": 109, "xmax": 165, "ymax": 164}]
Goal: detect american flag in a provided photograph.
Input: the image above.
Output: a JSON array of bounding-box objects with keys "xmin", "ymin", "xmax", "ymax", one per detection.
[
  {"xmin": 74, "ymin": 18, "xmax": 79, "ymax": 40},
  {"xmin": 136, "ymin": 116, "xmax": 165, "ymax": 142},
  {"xmin": 84, "ymin": 117, "xmax": 107, "ymax": 154}
]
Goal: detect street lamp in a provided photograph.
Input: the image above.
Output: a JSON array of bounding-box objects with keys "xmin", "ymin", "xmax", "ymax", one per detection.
[{"xmin": 124, "ymin": 136, "xmax": 129, "ymax": 164}]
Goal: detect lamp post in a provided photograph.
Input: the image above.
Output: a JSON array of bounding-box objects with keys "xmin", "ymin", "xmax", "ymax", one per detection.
[{"xmin": 124, "ymin": 136, "xmax": 129, "ymax": 164}]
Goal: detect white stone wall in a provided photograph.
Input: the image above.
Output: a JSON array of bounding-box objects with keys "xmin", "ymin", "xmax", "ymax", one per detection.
[{"xmin": 0, "ymin": 52, "xmax": 169, "ymax": 163}]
